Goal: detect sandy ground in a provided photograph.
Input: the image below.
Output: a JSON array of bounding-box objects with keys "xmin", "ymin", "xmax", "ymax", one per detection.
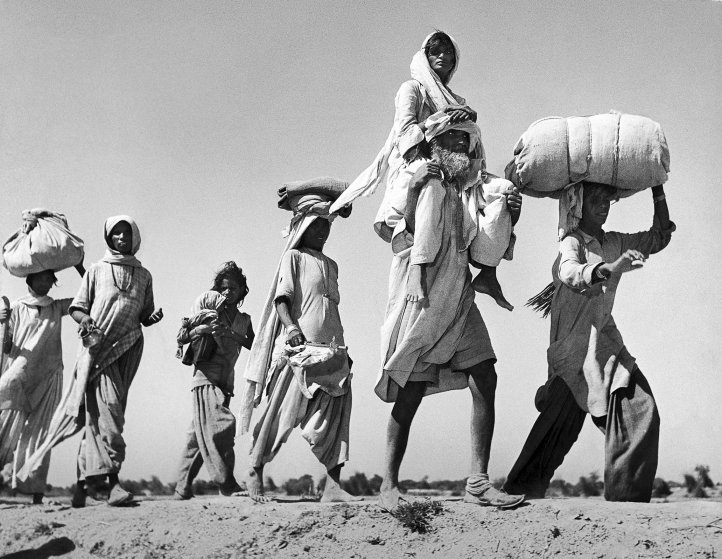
[{"xmin": 0, "ymin": 494, "xmax": 720, "ymax": 559}]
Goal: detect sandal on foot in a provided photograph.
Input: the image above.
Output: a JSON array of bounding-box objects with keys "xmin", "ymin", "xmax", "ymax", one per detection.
[
  {"xmin": 465, "ymin": 476, "xmax": 524, "ymax": 509},
  {"xmin": 108, "ymin": 484, "xmax": 134, "ymax": 507}
]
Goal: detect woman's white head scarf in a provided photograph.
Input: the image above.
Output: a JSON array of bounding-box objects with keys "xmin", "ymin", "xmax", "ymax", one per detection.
[
  {"xmin": 330, "ymin": 31, "xmax": 466, "ymax": 213},
  {"xmin": 102, "ymin": 215, "xmax": 142, "ymax": 267},
  {"xmin": 410, "ymin": 32, "xmax": 463, "ymax": 111},
  {"xmin": 558, "ymin": 184, "xmax": 584, "ymax": 240}
]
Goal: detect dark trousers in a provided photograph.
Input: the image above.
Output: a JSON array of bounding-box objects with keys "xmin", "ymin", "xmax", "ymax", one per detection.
[{"xmin": 504, "ymin": 368, "xmax": 659, "ymax": 502}]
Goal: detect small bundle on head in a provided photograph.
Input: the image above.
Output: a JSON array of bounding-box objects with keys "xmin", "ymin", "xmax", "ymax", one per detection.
[
  {"xmin": 277, "ymin": 177, "xmax": 352, "ymax": 231},
  {"xmin": 505, "ymin": 111, "xmax": 669, "ymax": 199},
  {"xmin": 2, "ymin": 209, "xmax": 84, "ymax": 277}
]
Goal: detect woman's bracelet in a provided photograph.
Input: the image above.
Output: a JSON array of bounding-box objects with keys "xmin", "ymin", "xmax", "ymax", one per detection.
[{"xmin": 653, "ymin": 194, "xmax": 666, "ymax": 203}]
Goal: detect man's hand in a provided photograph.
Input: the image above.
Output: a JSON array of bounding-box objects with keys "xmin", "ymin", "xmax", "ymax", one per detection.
[
  {"xmin": 410, "ymin": 162, "xmax": 443, "ymax": 192},
  {"xmin": 505, "ymin": 187, "xmax": 522, "ymax": 225},
  {"xmin": 605, "ymin": 250, "xmax": 646, "ymax": 275},
  {"xmin": 0, "ymin": 306, "xmax": 10, "ymax": 322},
  {"xmin": 143, "ymin": 308, "xmax": 164, "ymax": 327}
]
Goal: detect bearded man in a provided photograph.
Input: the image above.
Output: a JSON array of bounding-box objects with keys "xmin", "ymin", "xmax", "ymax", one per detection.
[{"xmin": 374, "ymin": 115, "xmax": 524, "ymax": 510}]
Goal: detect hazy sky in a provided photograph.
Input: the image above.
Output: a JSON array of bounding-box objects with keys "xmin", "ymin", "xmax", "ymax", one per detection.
[{"xmin": 1, "ymin": 1, "xmax": 720, "ymax": 488}]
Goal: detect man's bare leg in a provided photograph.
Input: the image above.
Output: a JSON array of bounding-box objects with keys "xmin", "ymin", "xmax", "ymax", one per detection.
[
  {"xmin": 321, "ymin": 465, "xmax": 363, "ymax": 502},
  {"xmin": 379, "ymin": 381, "xmax": 425, "ymax": 510},
  {"xmin": 465, "ymin": 360, "xmax": 524, "ymax": 508},
  {"xmin": 471, "ymin": 264, "xmax": 513, "ymax": 311},
  {"xmin": 247, "ymin": 466, "xmax": 270, "ymax": 503}
]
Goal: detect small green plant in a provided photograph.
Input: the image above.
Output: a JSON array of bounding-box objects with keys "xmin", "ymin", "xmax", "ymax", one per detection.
[{"xmin": 391, "ymin": 500, "xmax": 444, "ymax": 533}]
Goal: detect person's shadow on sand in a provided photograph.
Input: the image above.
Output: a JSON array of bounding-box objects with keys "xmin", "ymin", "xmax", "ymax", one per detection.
[{"xmin": 0, "ymin": 536, "xmax": 75, "ymax": 558}]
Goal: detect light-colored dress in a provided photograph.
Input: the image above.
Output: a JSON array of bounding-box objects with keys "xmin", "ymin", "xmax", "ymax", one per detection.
[
  {"xmin": 0, "ymin": 295, "xmax": 71, "ymax": 493},
  {"xmin": 375, "ymin": 176, "xmax": 496, "ymax": 403},
  {"xmin": 70, "ymin": 261, "xmax": 154, "ymax": 478},
  {"xmin": 250, "ymin": 247, "xmax": 351, "ymax": 470}
]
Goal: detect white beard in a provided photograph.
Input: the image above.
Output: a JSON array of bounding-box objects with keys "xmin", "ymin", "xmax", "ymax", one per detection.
[{"xmin": 432, "ymin": 144, "xmax": 472, "ymax": 182}]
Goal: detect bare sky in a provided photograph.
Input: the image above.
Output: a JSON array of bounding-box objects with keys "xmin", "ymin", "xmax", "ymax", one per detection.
[{"xmin": 1, "ymin": 1, "xmax": 720, "ymax": 488}]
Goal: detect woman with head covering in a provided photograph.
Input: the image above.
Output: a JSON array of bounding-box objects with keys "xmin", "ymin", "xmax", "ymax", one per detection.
[
  {"xmin": 0, "ymin": 268, "xmax": 81, "ymax": 505},
  {"xmin": 335, "ymin": 31, "xmax": 519, "ymax": 309},
  {"xmin": 240, "ymin": 178, "xmax": 357, "ymax": 503},
  {"xmin": 174, "ymin": 262, "xmax": 254, "ymax": 499},
  {"xmin": 68, "ymin": 216, "xmax": 163, "ymax": 507}
]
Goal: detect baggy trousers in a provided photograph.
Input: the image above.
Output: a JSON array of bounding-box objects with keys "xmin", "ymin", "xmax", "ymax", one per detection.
[
  {"xmin": 504, "ymin": 367, "xmax": 659, "ymax": 502},
  {"xmin": 176, "ymin": 384, "xmax": 238, "ymax": 495}
]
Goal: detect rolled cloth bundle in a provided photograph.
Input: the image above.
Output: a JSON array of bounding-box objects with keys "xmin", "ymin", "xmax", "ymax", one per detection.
[
  {"xmin": 505, "ymin": 112, "xmax": 670, "ymax": 198},
  {"xmin": 278, "ymin": 177, "xmax": 350, "ymax": 212},
  {"xmin": 2, "ymin": 209, "xmax": 84, "ymax": 277}
]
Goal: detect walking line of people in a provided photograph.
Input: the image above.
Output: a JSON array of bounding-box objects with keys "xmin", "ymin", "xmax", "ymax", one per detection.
[{"xmin": 0, "ymin": 30, "xmax": 674, "ymax": 510}]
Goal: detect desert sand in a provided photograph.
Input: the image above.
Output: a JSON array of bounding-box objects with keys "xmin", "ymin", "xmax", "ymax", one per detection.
[{"xmin": 1, "ymin": 493, "xmax": 720, "ymax": 558}]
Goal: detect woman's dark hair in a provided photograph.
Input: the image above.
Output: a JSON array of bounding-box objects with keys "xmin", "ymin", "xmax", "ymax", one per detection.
[
  {"xmin": 212, "ymin": 261, "xmax": 248, "ymax": 300},
  {"xmin": 424, "ymin": 31, "xmax": 454, "ymax": 58},
  {"xmin": 26, "ymin": 270, "xmax": 58, "ymax": 288}
]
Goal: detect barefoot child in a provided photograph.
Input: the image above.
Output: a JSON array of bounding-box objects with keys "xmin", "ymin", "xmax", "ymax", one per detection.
[
  {"xmin": 0, "ymin": 269, "xmax": 80, "ymax": 504},
  {"xmin": 68, "ymin": 216, "xmax": 163, "ymax": 507},
  {"xmin": 174, "ymin": 262, "xmax": 254, "ymax": 499}
]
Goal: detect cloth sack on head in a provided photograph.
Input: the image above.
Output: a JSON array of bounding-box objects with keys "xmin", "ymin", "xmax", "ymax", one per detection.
[
  {"xmin": 505, "ymin": 112, "xmax": 670, "ymax": 198},
  {"xmin": 278, "ymin": 177, "xmax": 349, "ymax": 212},
  {"xmin": 2, "ymin": 209, "xmax": 84, "ymax": 277}
]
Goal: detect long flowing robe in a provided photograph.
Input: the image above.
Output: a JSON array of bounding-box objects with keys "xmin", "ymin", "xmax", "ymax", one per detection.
[
  {"xmin": 70, "ymin": 260, "xmax": 154, "ymax": 478},
  {"xmin": 249, "ymin": 247, "xmax": 351, "ymax": 470},
  {"xmin": 0, "ymin": 295, "xmax": 71, "ymax": 492},
  {"xmin": 375, "ymin": 176, "xmax": 497, "ymax": 402}
]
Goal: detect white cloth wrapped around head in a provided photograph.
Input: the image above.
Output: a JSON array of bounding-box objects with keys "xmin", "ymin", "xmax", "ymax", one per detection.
[{"xmin": 423, "ymin": 111, "xmax": 485, "ymax": 161}]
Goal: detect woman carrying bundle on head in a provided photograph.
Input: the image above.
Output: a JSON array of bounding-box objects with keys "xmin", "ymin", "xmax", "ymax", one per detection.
[
  {"xmin": 174, "ymin": 262, "xmax": 254, "ymax": 500},
  {"xmin": 240, "ymin": 177, "xmax": 358, "ymax": 503}
]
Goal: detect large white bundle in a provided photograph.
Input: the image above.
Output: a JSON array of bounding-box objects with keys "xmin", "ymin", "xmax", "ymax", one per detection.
[
  {"xmin": 505, "ymin": 112, "xmax": 670, "ymax": 198},
  {"xmin": 2, "ymin": 209, "xmax": 84, "ymax": 277}
]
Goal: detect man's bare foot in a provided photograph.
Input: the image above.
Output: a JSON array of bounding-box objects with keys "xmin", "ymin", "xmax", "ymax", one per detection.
[
  {"xmin": 320, "ymin": 476, "xmax": 363, "ymax": 503},
  {"xmin": 247, "ymin": 469, "xmax": 270, "ymax": 503},
  {"xmin": 471, "ymin": 266, "xmax": 513, "ymax": 311},
  {"xmin": 378, "ymin": 482, "xmax": 404, "ymax": 512},
  {"xmin": 406, "ymin": 264, "xmax": 427, "ymax": 303}
]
